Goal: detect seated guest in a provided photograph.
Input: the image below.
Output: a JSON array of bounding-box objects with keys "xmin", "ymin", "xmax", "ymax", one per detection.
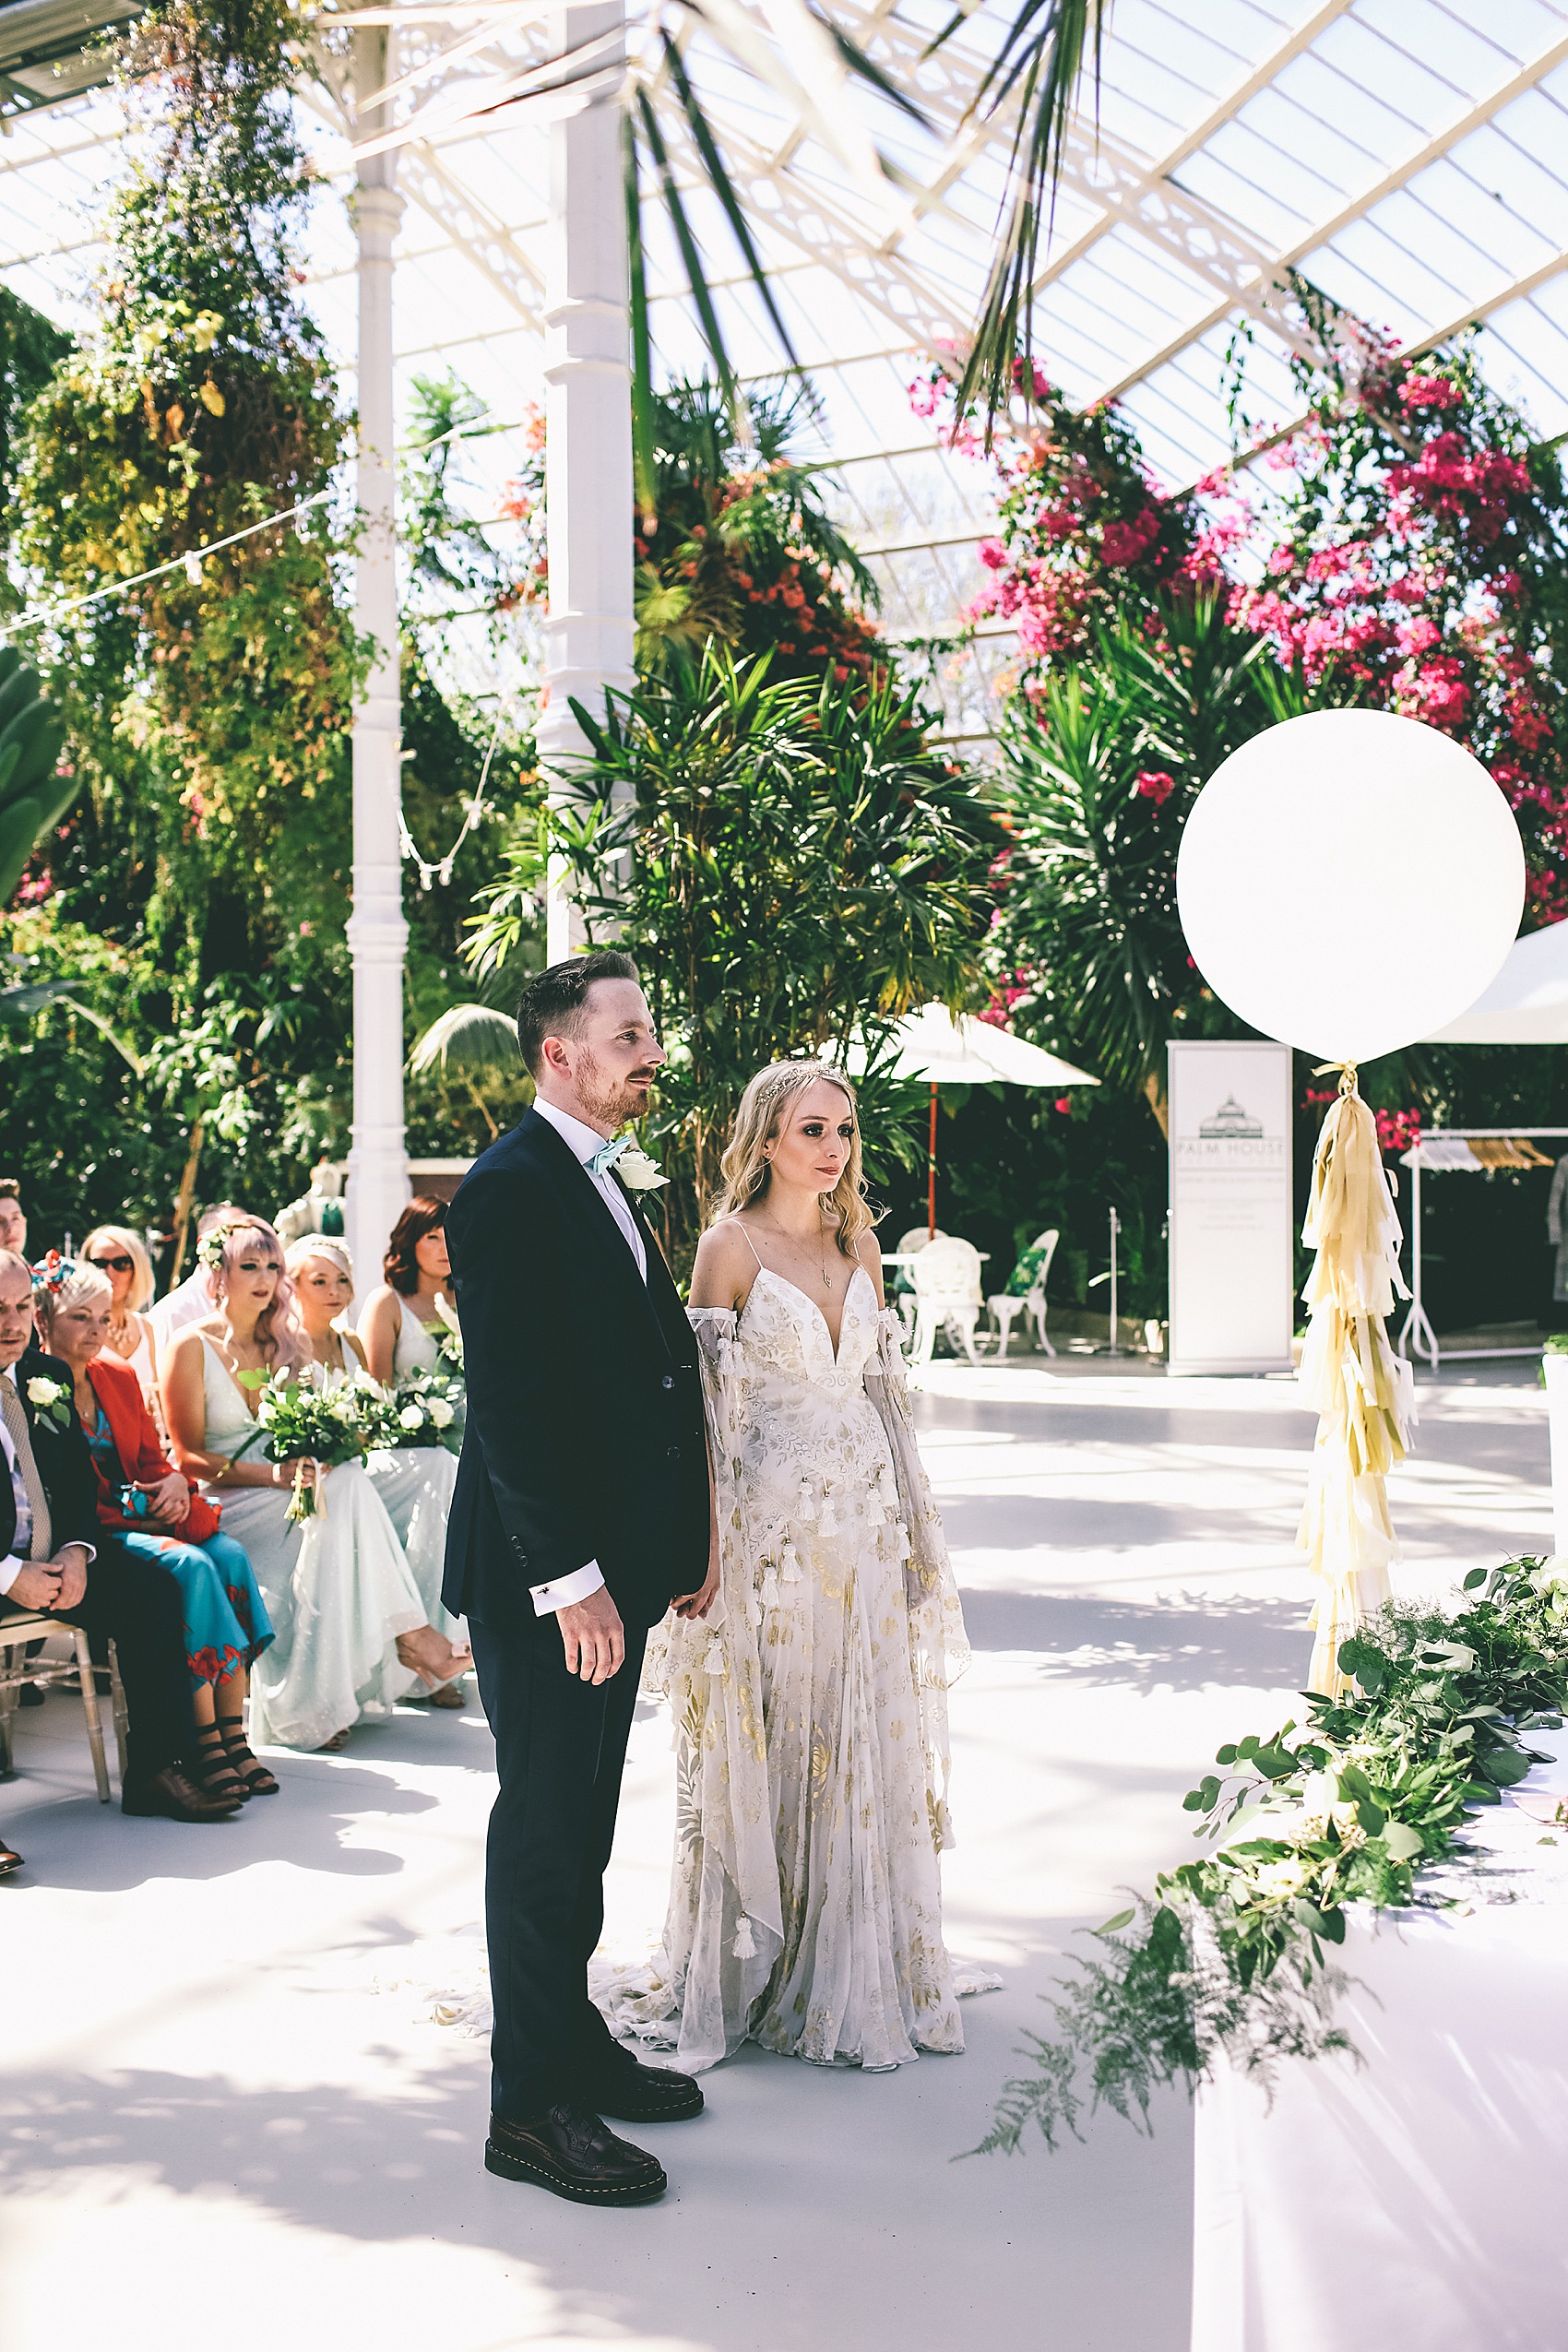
[
  {"xmin": 80, "ymin": 1225, "xmax": 160, "ymax": 1408},
  {"xmin": 0, "ymin": 1249, "xmax": 240, "ymax": 1823},
  {"xmin": 147, "ymin": 1202, "xmax": 246, "ymax": 1355},
  {"xmin": 359, "ymin": 1197, "xmax": 455, "ymax": 1385},
  {"xmin": 163, "ymin": 1217, "xmax": 469, "ymax": 1752},
  {"xmin": 287, "ymin": 1236, "xmax": 371, "ymax": 1379},
  {"xmin": 290, "ymin": 1235, "xmax": 464, "ymax": 1698},
  {"xmin": 0, "ymin": 1179, "xmax": 25, "ymax": 1257},
  {"xmin": 34, "ymin": 1256, "xmax": 278, "ymax": 1801}
]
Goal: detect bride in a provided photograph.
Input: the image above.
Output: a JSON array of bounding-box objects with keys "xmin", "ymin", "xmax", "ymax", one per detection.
[{"xmin": 608, "ymin": 1060, "xmax": 970, "ymax": 2073}]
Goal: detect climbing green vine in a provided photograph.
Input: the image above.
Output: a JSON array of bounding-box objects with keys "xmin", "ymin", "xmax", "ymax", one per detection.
[{"xmin": 980, "ymin": 1558, "xmax": 1568, "ymax": 2154}]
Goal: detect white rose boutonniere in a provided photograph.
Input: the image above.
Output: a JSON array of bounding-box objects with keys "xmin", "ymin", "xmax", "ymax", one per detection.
[
  {"xmin": 26, "ymin": 1373, "xmax": 71, "ymax": 1430},
  {"xmin": 617, "ymin": 1144, "xmax": 670, "ymax": 1193}
]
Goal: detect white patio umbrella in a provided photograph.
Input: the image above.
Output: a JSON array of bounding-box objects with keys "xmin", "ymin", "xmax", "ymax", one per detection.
[
  {"xmin": 857, "ymin": 1004, "xmax": 1099, "ymax": 1235},
  {"xmin": 1425, "ymin": 915, "xmax": 1568, "ymax": 1042}
]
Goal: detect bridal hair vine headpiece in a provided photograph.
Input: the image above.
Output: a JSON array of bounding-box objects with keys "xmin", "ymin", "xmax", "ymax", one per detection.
[{"xmin": 196, "ymin": 1217, "xmax": 248, "ymax": 1272}]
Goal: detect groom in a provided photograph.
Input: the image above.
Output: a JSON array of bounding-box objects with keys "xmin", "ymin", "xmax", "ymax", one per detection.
[{"xmin": 444, "ymin": 951, "xmax": 717, "ymax": 2205}]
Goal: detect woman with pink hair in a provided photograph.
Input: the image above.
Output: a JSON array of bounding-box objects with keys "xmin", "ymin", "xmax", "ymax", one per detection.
[{"xmin": 162, "ymin": 1217, "xmax": 469, "ymax": 1752}]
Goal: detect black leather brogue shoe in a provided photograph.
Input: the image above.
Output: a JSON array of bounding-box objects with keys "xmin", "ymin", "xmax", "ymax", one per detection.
[
  {"xmin": 580, "ymin": 2054, "xmax": 705, "ymax": 2124},
  {"xmin": 122, "ymin": 1765, "xmax": 243, "ymax": 1822},
  {"xmin": 485, "ymin": 2105, "xmax": 667, "ymax": 2205}
]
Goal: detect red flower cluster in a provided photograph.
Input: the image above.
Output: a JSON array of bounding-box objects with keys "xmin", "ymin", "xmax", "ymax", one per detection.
[{"xmin": 1134, "ymin": 769, "xmax": 1176, "ymax": 806}]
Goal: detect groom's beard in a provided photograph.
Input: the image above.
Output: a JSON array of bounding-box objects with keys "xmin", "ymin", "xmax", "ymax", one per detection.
[{"xmin": 575, "ymin": 1045, "xmax": 657, "ymax": 1132}]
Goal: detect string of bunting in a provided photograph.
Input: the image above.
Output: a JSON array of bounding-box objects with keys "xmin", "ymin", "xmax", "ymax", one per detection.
[
  {"xmin": 0, "ymin": 489, "xmax": 333, "ymax": 644},
  {"xmin": 397, "ymin": 680, "xmax": 524, "ymax": 891}
]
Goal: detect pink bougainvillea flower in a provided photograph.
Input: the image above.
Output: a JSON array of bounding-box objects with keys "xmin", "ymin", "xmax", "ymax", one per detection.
[
  {"xmin": 1394, "ymin": 613, "xmax": 1440, "ymax": 657},
  {"xmin": 1397, "ymin": 374, "xmax": 1462, "ymax": 410},
  {"xmin": 1134, "ymin": 769, "xmax": 1176, "ymax": 806}
]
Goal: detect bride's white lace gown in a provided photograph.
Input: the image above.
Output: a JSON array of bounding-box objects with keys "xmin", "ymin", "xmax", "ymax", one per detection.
[{"xmin": 607, "ymin": 1263, "xmax": 971, "ymax": 2073}]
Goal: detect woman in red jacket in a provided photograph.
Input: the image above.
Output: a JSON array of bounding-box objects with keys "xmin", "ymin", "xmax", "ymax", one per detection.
[{"xmin": 34, "ymin": 1256, "xmax": 278, "ymax": 1800}]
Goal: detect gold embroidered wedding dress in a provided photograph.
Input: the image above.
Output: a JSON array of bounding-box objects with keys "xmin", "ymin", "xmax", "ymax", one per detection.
[{"xmin": 602, "ymin": 1263, "xmax": 972, "ymax": 2073}]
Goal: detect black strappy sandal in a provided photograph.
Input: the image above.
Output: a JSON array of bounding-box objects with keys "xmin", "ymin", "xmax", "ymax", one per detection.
[
  {"xmin": 217, "ymin": 1715, "xmax": 280, "ymax": 1796},
  {"xmin": 193, "ymin": 1718, "xmax": 250, "ymax": 1804}
]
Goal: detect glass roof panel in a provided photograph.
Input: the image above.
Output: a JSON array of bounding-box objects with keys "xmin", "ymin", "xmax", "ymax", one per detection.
[{"xmin": 0, "ymin": 0, "xmax": 1563, "ymax": 746}]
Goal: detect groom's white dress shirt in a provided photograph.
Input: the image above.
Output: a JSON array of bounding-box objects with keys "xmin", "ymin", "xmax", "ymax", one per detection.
[{"xmin": 528, "ymin": 1096, "xmax": 647, "ymax": 1615}]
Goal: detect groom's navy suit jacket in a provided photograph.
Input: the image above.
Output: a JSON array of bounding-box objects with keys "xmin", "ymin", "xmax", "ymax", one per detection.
[{"xmin": 442, "ymin": 1108, "xmax": 709, "ymax": 1636}]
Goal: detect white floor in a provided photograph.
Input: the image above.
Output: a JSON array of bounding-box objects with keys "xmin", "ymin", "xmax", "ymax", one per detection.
[{"xmin": 0, "ymin": 1360, "xmax": 1550, "ymax": 2352}]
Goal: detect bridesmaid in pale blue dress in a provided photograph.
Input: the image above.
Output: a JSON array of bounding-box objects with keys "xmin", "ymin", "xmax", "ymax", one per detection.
[
  {"xmin": 287, "ymin": 1230, "xmax": 463, "ymax": 1667},
  {"xmin": 356, "ymin": 1199, "xmax": 466, "ymax": 1669},
  {"xmin": 162, "ymin": 1216, "xmax": 469, "ymax": 1752}
]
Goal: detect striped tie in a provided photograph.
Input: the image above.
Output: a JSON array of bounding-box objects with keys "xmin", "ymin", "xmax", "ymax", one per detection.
[{"xmin": 0, "ymin": 1373, "xmax": 53, "ymax": 1562}]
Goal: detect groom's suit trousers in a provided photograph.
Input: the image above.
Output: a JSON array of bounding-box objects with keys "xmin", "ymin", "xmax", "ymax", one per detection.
[{"xmin": 470, "ymin": 1612, "xmax": 651, "ymax": 2119}]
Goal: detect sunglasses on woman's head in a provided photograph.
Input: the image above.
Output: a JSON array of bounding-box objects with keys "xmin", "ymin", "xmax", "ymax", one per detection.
[{"xmin": 88, "ymin": 1253, "xmax": 135, "ymax": 1274}]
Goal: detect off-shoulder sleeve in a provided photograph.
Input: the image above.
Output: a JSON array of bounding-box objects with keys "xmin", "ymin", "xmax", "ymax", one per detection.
[{"xmin": 863, "ymin": 1306, "xmax": 970, "ymax": 1847}]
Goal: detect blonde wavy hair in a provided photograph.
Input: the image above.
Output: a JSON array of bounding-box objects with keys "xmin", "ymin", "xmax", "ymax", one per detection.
[
  {"xmin": 81, "ymin": 1224, "xmax": 156, "ymax": 1313},
  {"xmin": 715, "ymin": 1060, "xmax": 875, "ymax": 1257}
]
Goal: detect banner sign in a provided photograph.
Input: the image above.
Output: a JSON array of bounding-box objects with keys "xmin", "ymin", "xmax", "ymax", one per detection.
[{"xmin": 1168, "ymin": 1039, "xmax": 1294, "ymax": 1375}]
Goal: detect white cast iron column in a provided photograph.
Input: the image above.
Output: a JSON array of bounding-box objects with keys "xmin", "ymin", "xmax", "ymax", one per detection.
[
  {"xmin": 540, "ymin": 0, "xmax": 636, "ymax": 962},
  {"xmin": 346, "ymin": 25, "xmax": 410, "ymax": 1283}
]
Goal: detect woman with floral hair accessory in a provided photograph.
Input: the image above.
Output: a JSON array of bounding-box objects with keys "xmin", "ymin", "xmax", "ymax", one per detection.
[
  {"xmin": 289, "ymin": 1233, "xmax": 466, "ymax": 1686},
  {"xmin": 162, "ymin": 1217, "xmax": 469, "ymax": 1751},
  {"xmin": 35, "ymin": 1254, "xmax": 278, "ymax": 1800}
]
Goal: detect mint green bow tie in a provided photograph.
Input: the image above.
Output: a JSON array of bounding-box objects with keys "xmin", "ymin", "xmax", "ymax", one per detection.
[{"xmin": 587, "ymin": 1134, "xmax": 630, "ymax": 1179}]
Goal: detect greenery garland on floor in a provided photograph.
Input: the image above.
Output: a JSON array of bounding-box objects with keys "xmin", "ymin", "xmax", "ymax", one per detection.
[{"xmin": 980, "ymin": 1557, "xmax": 1568, "ymax": 2155}]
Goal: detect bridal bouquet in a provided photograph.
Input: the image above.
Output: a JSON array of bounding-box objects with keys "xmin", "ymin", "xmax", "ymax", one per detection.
[
  {"xmin": 234, "ymin": 1365, "xmax": 384, "ymax": 1522},
  {"xmin": 385, "ymin": 1364, "xmax": 465, "ymax": 1455}
]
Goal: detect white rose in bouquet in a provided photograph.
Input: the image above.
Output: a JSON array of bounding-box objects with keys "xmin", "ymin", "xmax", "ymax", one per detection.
[
  {"xmin": 398, "ymin": 1403, "xmax": 425, "ymax": 1431},
  {"xmin": 429, "ymin": 1396, "xmax": 455, "ymax": 1430}
]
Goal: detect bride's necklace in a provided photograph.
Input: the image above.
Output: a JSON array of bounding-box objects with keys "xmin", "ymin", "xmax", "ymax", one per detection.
[
  {"xmin": 106, "ymin": 1309, "xmax": 135, "ymax": 1353},
  {"xmin": 761, "ymin": 1213, "xmax": 836, "ymax": 1291}
]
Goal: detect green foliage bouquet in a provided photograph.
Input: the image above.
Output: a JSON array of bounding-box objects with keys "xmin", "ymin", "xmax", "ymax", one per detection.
[{"xmin": 233, "ymin": 1366, "xmax": 385, "ymax": 1523}]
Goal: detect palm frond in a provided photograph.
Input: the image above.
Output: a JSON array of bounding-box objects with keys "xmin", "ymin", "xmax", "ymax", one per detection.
[
  {"xmin": 930, "ymin": 0, "xmax": 1108, "ymax": 438},
  {"xmin": 409, "ymin": 1001, "xmax": 522, "ymax": 1078},
  {"xmin": 624, "ymin": 113, "xmax": 659, "ymax": 521},
  {"xmin": 635, "ymin": 85, "xmax": 742, "ymax": 417},
  {"xmin": 659, "ymin": 31, "xmax": 808, "ymax": 395}
]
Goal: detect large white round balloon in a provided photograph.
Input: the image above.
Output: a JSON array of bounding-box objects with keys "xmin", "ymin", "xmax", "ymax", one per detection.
[{"xmin": 1176, "ymin": 708, "xmax": 1525, "ymax": 1064}]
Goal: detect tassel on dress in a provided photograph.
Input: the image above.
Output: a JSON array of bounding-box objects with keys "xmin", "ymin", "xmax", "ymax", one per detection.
[{"xmin": 731, "ymin": 1915, "xmax": 756, "ymax": 1959}]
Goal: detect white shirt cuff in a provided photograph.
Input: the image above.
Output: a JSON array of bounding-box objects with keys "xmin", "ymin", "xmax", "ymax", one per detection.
[
  {"xmin": 0, "ymin": 1552, "xmax": 22, "ymax": 1598},
  {"xmin": 529, "ymin": 1562, "xmax": 606, "ymax": 1615}
]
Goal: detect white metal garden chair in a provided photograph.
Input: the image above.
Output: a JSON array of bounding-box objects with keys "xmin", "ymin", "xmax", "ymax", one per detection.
[
  {"xmin": 988, "ymin": 1228, "xmax": 1061, "ymax": 1360},
  {"xmin": 889, "ymin": 1228, "xmax": 945, "ymax": 1342},
  {"xmin": 909, "ymin": 1236, "xmax": 985, "ymax": 1365}
]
